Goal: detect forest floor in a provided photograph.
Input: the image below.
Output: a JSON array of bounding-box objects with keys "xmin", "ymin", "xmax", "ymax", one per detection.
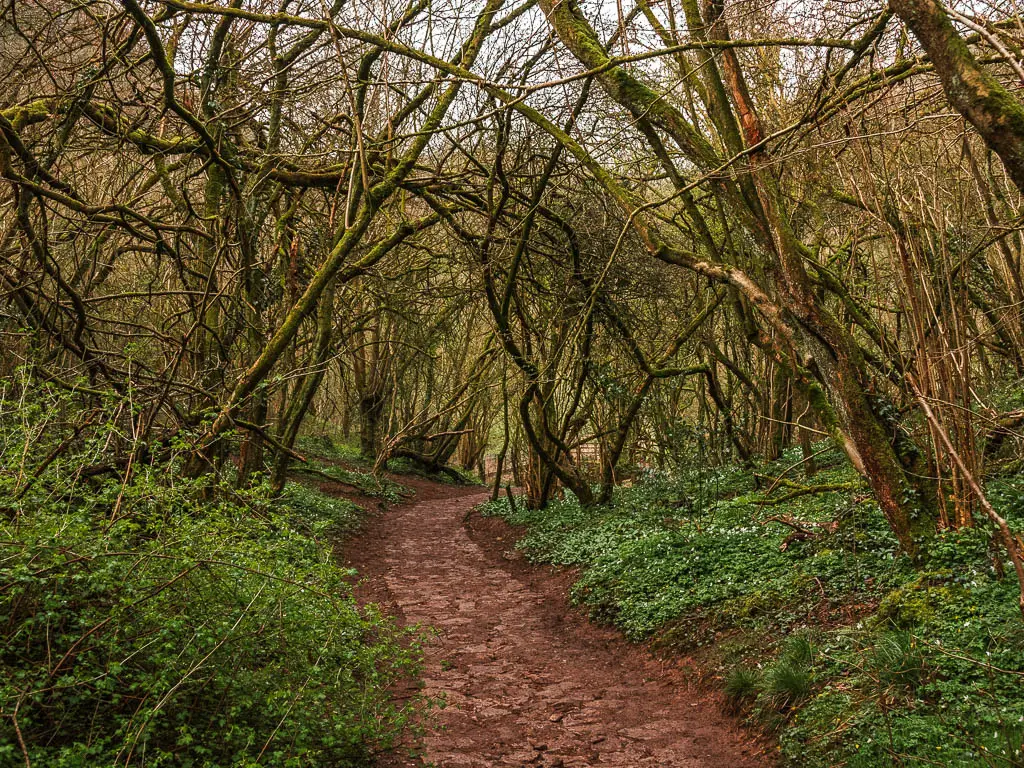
[{"xmin": 336, "ymin": 476, "xmax": 772, "ymax": 768}]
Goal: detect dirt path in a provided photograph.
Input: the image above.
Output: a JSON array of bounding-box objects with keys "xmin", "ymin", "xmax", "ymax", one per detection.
[{"xmin": 344, "ymin": 483, "xmax": 770, "ymax": 768}]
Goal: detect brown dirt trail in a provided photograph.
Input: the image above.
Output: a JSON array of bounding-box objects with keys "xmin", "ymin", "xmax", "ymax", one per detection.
[{"xmin": 342, "ymin": 482, "xmax": 771, "ymax": 768}]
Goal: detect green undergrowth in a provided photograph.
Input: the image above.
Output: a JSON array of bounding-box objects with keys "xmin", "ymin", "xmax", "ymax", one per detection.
[
  {"xmin": 386, "ymin": 456, "xmax": 481, "ymax": 486},
  {"xmin": 294, "ymin": 458, "xmax": 412, "ymax": 504},
  {"xmin": 293, "ymin": 434, "xmax": 412, "ymax": 503},
  {"xmin": 2, "ymin": 427, "xmax": 423, "ymax": 765},
  {"xmin": 481, "ymin": 449, "xmax": 1024, "ymax": 767},
  {"xmin": 294, "ymin": 433, "xmax": 364, "ymax": 464},
  {"xmin": 294, "ymin": 432, "xmax": 476, "ymax": 491}
]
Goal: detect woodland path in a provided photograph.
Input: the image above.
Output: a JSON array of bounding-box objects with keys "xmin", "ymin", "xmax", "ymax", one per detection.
[{"xmin": 341, "ymin": 479, "xmax": 770, "ymax": 768}]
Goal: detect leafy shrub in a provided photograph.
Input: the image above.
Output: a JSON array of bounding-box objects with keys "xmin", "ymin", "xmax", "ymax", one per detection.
[
  {"xmin": 1, "ymin": 474, "xmax": 422, "ymax": 767},
  {"xmin": 0, "ymin": 394, "xmax": 422, "ymax": 767}
]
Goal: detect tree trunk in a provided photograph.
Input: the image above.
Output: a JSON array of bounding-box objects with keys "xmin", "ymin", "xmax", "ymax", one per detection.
[
  {"xmin": 359, "ymin": 392, "xmax": 387, "ymax": 462},
  {"xmin": 237, "ymin": 391, "xmax": 268, "ymax": 486},
  {"xmin": 269, "ymin": 282, "xmax": 335, "ymax": 493}
]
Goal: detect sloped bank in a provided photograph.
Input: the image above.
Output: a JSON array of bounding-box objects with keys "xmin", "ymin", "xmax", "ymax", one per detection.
[
  {"xmin": 474, "ymin": 453, "xmax": 1024, "ymax": 767},
  {"xmin": 1, "ymin": 465, "xmax": 422, "ymax": 768}
]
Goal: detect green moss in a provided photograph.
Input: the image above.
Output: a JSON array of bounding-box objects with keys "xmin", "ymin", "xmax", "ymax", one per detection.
[
  {"xmin": 875, "ymin": 581, "xmax": 954, "ymax": 629},
  {"xmin": 1, "ymin": 99, "xmax": 54, "ymax": 131}
]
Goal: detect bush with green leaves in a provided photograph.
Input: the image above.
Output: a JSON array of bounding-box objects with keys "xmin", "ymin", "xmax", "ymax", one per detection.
[{"xmin": 1, "ymin": 390, "xmax": 422, "ymax": 767}]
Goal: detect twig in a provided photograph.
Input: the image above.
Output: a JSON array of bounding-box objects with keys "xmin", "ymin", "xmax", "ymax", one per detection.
[
  {"xmin": 916, "ymin": 636, "xmax": 1024, "ymax": 678},
  {"xmin": 11, "ymin": 699, "xmax": 30, "ymax": 768}
]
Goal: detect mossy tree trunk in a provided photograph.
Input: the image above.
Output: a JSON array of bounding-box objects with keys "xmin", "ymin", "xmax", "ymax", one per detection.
[
  {"xmin": 270, "ymin": 280, "xmax": 336, "ymax": 493},
  {"xmin": 359, "ymin": 392, "xmax": 387, "ymax": 462}
]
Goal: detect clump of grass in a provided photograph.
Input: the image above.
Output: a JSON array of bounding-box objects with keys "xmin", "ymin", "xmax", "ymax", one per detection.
[
  {"xmin": 760, "ymin": 658, "xmax": 813, "ymax": 712},
  {"xmin": 869, "ymin": 630, "xmax": 925, "ymax": 689},
  {"xmin": 782, "ymin": 635, "xmax": 814, "ymax": 667},
  {"xmin": 724, "ymin": 666, "xmax": 760, "ymax": 712}
]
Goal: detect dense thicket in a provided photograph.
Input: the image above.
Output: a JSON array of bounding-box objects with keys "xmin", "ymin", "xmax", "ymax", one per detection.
[{"xmin": 2, "ymin": 0, "xmax": 1024, "ymax": 761}]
